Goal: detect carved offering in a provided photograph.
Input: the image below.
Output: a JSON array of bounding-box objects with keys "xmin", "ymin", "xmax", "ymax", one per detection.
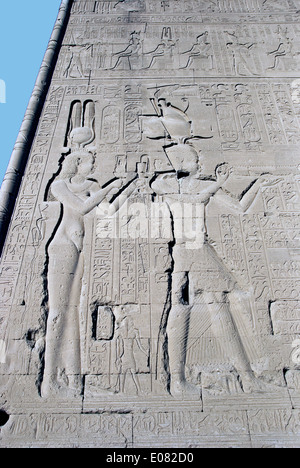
[{"xmin": 0, "ymin": 0, "xmax": 300, "ymax": 448}]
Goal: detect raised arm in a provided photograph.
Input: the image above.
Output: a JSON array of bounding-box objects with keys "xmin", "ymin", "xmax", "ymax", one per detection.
[
  {"xmin": 52, "ymin": 179, "xmax": 122, "ymax": 216},
  {"xmin": 239, "ymin": 178, "xmax": 264, "ymax": 212},
  {"xmin": 239, "ymin": 176, "xmax": 283, "ymax": 212},
  {"xmin": 151, "ymin": 173, "xmax": 179, "ymax": 196},
  {"xmin": 194, "ymin": 168, "xmax": 230, "ymax": 203},
  {"xmin": 214, "ymin": 175, "xmax": 279, "ymax": 213},
  {"xmin": 107, "ymin": 178, "xmax": 138, "ymax": 216},
  {"xmin": 163, "ymin": 164, "xmax": 230, "ymax": 204},
  {"xmin": 181, "ymin": 44, "xmax": 196, "ymax": 55}
]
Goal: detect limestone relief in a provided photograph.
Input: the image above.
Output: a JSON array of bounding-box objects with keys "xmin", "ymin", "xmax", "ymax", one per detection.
[
  {"xmin": 180, "ymin": 32, "xmax": 214, "ymax": 71},
  {"xmin": 225, "ymin": 30, "xmax": 258, "ymax": 76},
  {"xmin": 42, "ymin": 111, "xmax": 138, "ymax": 397},
  {"xmin": 152, "ymin": 158, "xmax": 275, "ymax": 396},
  {"xmin": 143, "ymin": 91, "xmax": 213, "ymax": 144},
  {"xmin": 42, "ymin": 151, "xmax": 121, "ymax": 397},
  {"xmin": 267, "ymin": 26, "xmax": 299, "ymax": 70},
  {"xmin": 2, "ymin": 0, "xmax": 300, "ymax": 449},
  {"xmin": 57, "ymin": 21, "xmax": 300, "ymax": 79},
  {"xmin": 70, "ymin": 0, "xmax": 297, "ymax": 15},
  {"xmin": 144, "ymin": 94, "xmax": 275, "ymax": 396},
  {"xmin": 111, "ymin": 32, "xmax": 142, "ymax": 70},
  {"xmin": 63, "ymin": 43, "xmax": 93, "ymax": 78},
  {"xmin": 0, "ymin": 79, "xmax": 6, "ymax": 104},
  {"xmin": 57, "ymin": 89, "xmax": 291, "ymax": 400},
  {"xmin": 143, "ymin": 27, "xmax": 177, "ymax": 70},
  {"xmin": 114, "ymin": 306, "xmax": 149, "ymax": 395}
]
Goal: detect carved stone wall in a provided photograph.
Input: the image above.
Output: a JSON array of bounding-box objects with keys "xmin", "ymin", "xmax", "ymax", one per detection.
[{"xmin": 0, "ymin": 0, "xmax": 300, "ymax": 448}]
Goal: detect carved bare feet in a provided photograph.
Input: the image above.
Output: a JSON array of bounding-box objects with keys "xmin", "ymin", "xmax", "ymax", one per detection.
[
  {"xmin": 240, "ymin": 372, "xmax": 274, "ymax": 394},
  {"xmin": 170, "ymin": 378, "xmax": 201, "ymax": 399},
  {"xmin": 41, "ymin": 373, "xmax": 82, "ymax": 399}
]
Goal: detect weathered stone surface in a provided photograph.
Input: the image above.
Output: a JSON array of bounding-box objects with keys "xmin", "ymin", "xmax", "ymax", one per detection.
[{"xmin": 0, "ymin": 0, "xmax": 300, "ymax": 448}]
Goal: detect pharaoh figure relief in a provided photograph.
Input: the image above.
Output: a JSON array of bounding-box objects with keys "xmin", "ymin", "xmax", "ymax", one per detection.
[{"xmin": 147, "ymin": 93, "xmax": 277, "ymax": 396}]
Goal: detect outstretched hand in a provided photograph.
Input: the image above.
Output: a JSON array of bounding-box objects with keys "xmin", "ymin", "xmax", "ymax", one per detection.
[
  {"xmin": 216, "ymin": 163, "xmax": 231, "ymax": 185},
  {"xmin": 109, "ymin": 179, "xmax": 123, "ymax": 189},
  {"xmin": 259, "ymin": 174, "xmax": 283, "ymax": 187},
  {"xmin": 104, "ymin": 179, "xmax": 123, "ymax": 202}
]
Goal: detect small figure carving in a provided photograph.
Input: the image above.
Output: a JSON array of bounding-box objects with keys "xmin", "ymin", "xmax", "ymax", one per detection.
[
  {"xmin": 42, "ymin": 150, "xmax": 122, "ymax": 398},
  {"xmin": 111, "ymin": 32, "xmax": 142, "ymax": 70},
  {"xmin": 180, "ymin": 32, "xmax": 214, "ymax": 70},
  {"xmin": 63, "ymin": 43, "xmax": 92, "ymax": 78},
  {"xmin": 291, "ymin": 339, "xmax": 300, "ymax": 367},
  {"xmin": 0, "ymin": 79, "xmax": 6, "ymax": 104},
  {"xmin": 267, "ymin": 26, "xmax": 296, "ymax": 70},
  {"xmin": 114, "ymin": 307, "xmax": 149, "ymax": 395},
  {"xmin": 144, "ymin": 28, "xmax": 176, "ymax": 69},
  {"xmin": 225, "ymin": 31, "xmax": 258, "ymax": 76}
]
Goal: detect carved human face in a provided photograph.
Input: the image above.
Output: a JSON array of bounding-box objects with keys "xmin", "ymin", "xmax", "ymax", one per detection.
[
  {"xmin": 77, "ymin": 154, "xmax": 95, "ymax": 176},
  {"xmin": 166, "ymin": 143, "xmax": 202, "ymax": 176},
  {"xmin": 175, "ymin": 152, "xmax": 201, "ymax": 176},
  {"xmin": 59, "ymin": 153, "xmax": 80, "ymax": 179},
  {"xmin": 182, "ymin": 155, "xmax": 200, "ymax": 176}
]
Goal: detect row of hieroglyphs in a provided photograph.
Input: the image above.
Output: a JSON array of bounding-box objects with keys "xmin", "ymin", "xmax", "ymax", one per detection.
[
  {"xmin": 56, "ymin": 82, "xmax": 300, "ymax": 149},
  {"xmin": 56, "ymin": 24, "xmax": 300, "ymax": 77},
  {"xmin": 2, "ymin": 409, "xmax": 300, "ymax": 445},
  {"xmin": 71, "ymin": 0, "xmax": 299, "ymax": 15}
]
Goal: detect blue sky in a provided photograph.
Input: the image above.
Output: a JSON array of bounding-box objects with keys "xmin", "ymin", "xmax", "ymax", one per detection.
[{"xmin": 0, "ymin": 0, "xmax": 62, "ymax": 185}]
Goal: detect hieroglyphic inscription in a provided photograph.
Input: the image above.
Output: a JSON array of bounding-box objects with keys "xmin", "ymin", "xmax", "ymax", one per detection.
[
  {"xmin": 0, "ymin": 86, "xmax": 64, "ymax": 341},
  {"xmin": 1, "ymin": 0, "xmax": 300, "ymax": 449}
]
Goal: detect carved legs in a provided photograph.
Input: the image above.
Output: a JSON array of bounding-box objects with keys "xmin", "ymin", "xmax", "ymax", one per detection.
[
  {"xmin": 204, "ymin": 291, "xmax": 252, "ymax": 373},
  {"xmin": 204, "ymin": 291, "xmax": 261, "ymax": 392},
  {"xmin": 167, "ymin": 271, "xmax": 265, "ymax": 396},
  {"xmin": 167, "ymin": 272, "xmax": 200, "ymax": 397},
  {"xmin": 42, "ymin": 242, "xmax": 83, "ymax": 398}
]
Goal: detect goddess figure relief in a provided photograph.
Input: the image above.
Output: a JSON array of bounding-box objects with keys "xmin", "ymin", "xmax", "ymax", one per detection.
[{"xmin": 42, "ymin": 128, "xmax": 137, "ymax": 398}]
